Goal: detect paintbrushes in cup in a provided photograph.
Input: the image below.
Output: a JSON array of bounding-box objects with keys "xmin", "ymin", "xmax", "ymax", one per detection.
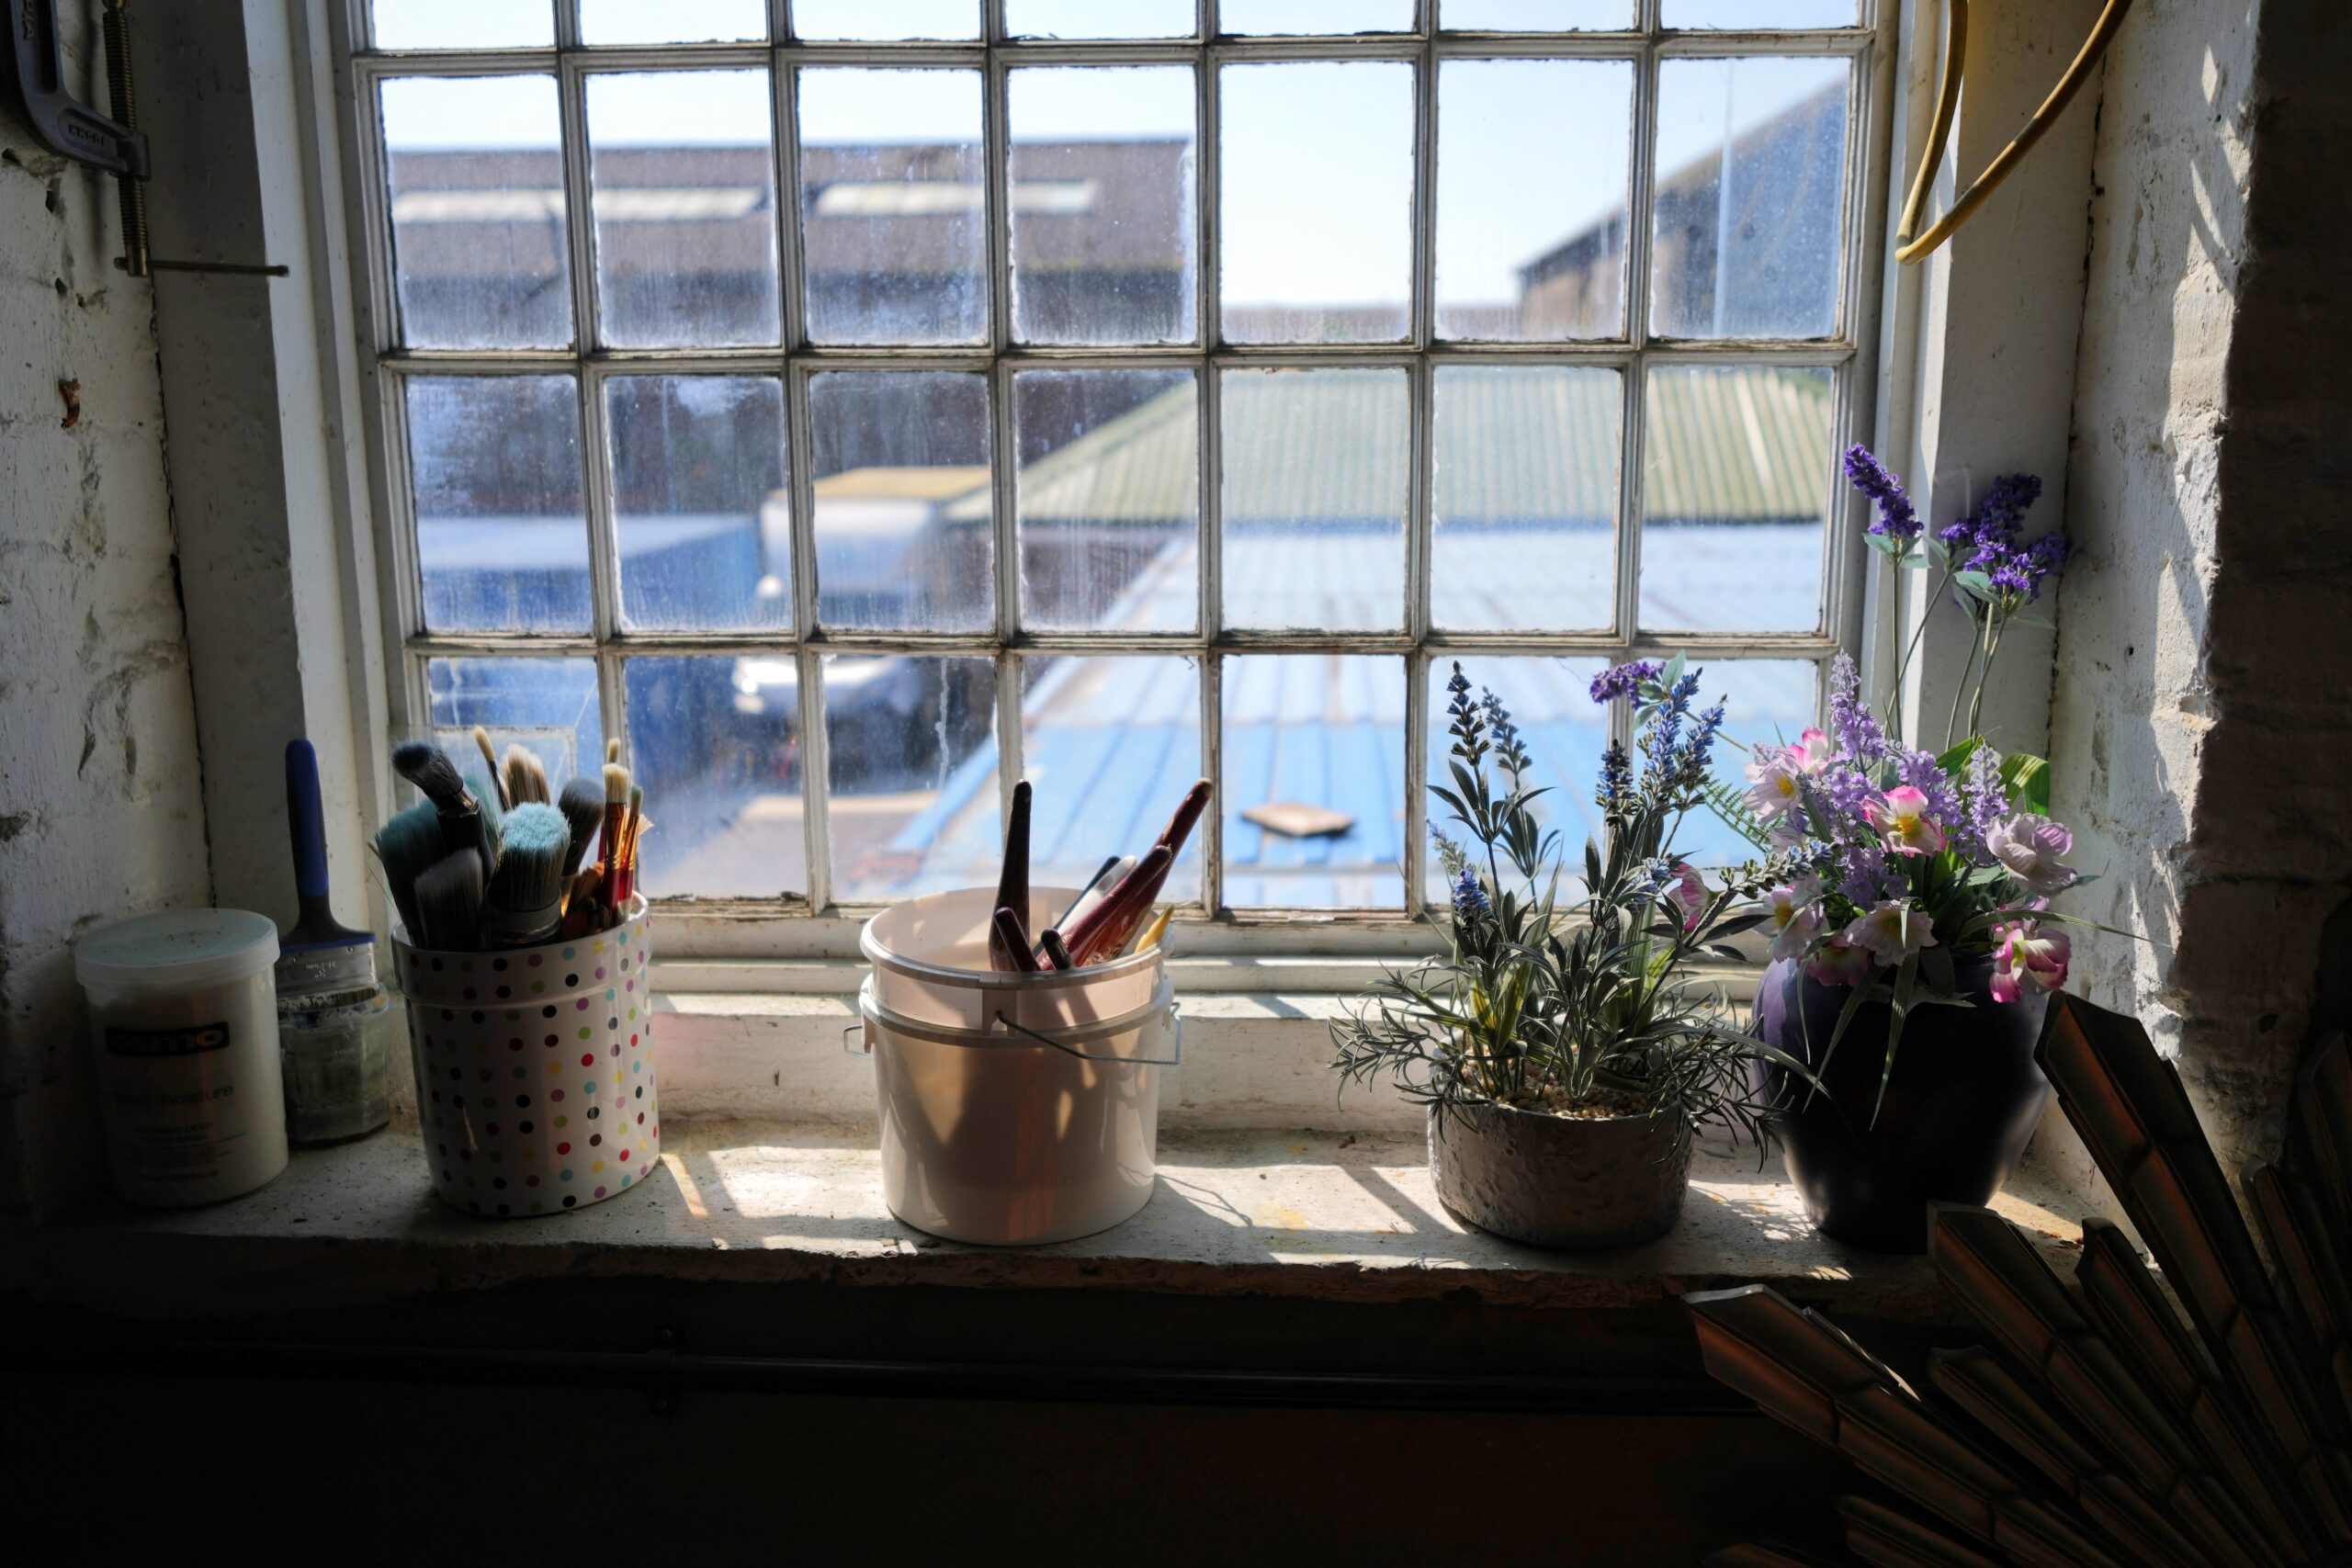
[
  {"xmin": 371, "ymin": 798, "xmax": 445, "ymax": 941},
  {"xmin": 481, "ymin": 803, "xmax": 569, "ymax": 948},
  {"xmin": 557, "ymin": 776, "xmax": 604, "ymax": 879},
  {"xmin": 472, "ymin": 727, "xmax": 508, "ymax": 811},
  {"xmin": 393, "ymin": 741, "xmax": 495, "ymax": 885},
  {"xmin": 411, "ymin": 849, "xmax": 485, "ymax": 952},
  {"xmin": 502, "ymin": 743, "xmax": 550, "ymax": 807},
  {"xmin": 595, "ymin": 762, "xmax": 630, "ymax": 923}
]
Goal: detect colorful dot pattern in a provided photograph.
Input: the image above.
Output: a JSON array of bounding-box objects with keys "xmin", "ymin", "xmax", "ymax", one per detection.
[{"xmin": 396, "ymin": 911, "xmax": 660, "ymax": 1220}]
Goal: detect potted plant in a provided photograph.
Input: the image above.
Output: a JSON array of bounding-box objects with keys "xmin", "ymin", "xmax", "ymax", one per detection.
[
  {"xmin": 1331, "ymin": 663, "xmax": 1808, "ymax": 1249},
  {"xmin": 1702, "ymin": 448, "xmax": 2088, "ymax": 1252}
]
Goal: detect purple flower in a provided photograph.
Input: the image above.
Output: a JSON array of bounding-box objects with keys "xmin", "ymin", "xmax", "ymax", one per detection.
[
  {"xmin": 1595, "ymin": 740, "xmax": 1633, "ymax": 814},
  {"xmin": 1957, "ymin": 744, "xmax": 2007, "ymax": 851},
  {"xmin": 1451, "ymin": 868, "xmax": 1490, "ymax": 919},
  {"xmin": 1894, "ymin": 748, "xmax": 1962, "ymax": 822},
  {"xmin": 1826, "ymin": 653, "xmax": 1887, "ymax": 762},
  {"xmin": 1844, "ymin": 446, "xmax": 1921, "ymax": 542},
  {"xmin": 1589, "ymin": 660, "xmax": 1663, "ymax": 706}
]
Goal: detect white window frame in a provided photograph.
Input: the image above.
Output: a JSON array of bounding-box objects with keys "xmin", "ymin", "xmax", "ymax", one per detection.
[{"xmin": 333, "ymin": 0, "xmax": 1899, "ymax": 964}]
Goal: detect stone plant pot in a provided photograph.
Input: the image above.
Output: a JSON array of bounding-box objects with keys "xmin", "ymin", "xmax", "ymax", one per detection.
[{"xmin": 1428, "ymin": 1098, "xmax": 1694, "ymax": 1249}]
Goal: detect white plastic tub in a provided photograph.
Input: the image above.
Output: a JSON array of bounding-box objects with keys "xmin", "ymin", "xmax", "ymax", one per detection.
[{"xmin": 857, "ymin": 887, "xmax": 1175, "ymax": 1245}]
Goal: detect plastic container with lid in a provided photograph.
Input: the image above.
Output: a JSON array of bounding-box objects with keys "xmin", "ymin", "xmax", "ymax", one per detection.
[{"xmin": 74, "ymin": 908, "xmax": 289, "ymax": 1206}]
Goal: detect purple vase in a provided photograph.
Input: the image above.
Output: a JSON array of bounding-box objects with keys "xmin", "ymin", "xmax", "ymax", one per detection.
[{"xmin": 1754, "ymin": 953, "xmax": 2051, "ymax": 1252}]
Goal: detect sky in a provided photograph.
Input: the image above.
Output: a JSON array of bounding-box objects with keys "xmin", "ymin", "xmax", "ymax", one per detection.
[{"xmin": 375, "ymin": 2, "xmax": 1849, "ymax": 308}]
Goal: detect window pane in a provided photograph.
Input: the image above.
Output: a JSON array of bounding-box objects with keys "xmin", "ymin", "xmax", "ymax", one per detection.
[
  {"xmin": 1016, "ymin": 370, "xmax": 1197, "ymax": 634},
  {"xmin": 624, "ymin": 658, "xmax": 808, "ymax": 899},
  {"xmin": 580, "ymin": 0, "xmax": 766, "ymax": 43},
  {"xmin": 1664, "ymin": 0, "xmax": 1860, "ymax": 26},
  {"xmin": 1674, "ymin": 659, "xmax": 1820, "ymax": 869},
  {"xmin": 793, "ymin": 0, "xmax": 978, "ymax": 40},
  {"xmin": 1437, "ymin": 59, "xmax": 1630, "ymax": 342},
  {"xmin": 1424, "ymin": 657, "xmax": 1607, "ymax": 902},
  {"xmin": 408, "ymin": 376, "xmax": 589, "ymax": 633},
  {"xmin": 797, "ymin": 69, "xmax": 987, "ymax": 345},
  {"xmin": 1639, "ymin": 365, "xmax": 1831, "ymax": 634},
  {"xmin": 1431, "ymin": 367, "xmax": 1618, "ymax": 632},
  {"xmin": 808, "ymin": 372, "xmax": 992, "ymax": 633},
  {"xmin": 1009, "ymin": 67, "xmax": 1197, "ymax": 346},
  {"xmin": 586, "ymin": 71, "xmax": 780, "ymax": 349},
  {"xmin": 381, "ymin": 75, "xmax": 571, "ymax": 350},
  {"xmin": 608, "ymin": 377, "xmax": 789, "ymax": 631},
  {"xmin": 1442, "ymin": 0, "xmax": 1634, "ymax": 26},
  {"xmin": 424, "ymin": 658, "xmax": 603, "ymax": 812},
  {"xmin": 1221, "ymin": 0, "xmax": 1414, "ymax": 32},
  {"xmin": 371, "ymin": 1, "xmax": 550, "ymax": 49},
  {"xmin": 1006, "ymin": 0, "xmax": 1193, "ymax": 38},
  {"xmin": 1651, "ymin": 56, "xmax": 1849, "ymax": 340},
  {"xmin": 825, "ymin": 655, "xmax": 999, "ymax": 902},
  {"xmin": 1220, "ymin": 367, "xmax": 1407, "ymax": 633},
  {"xmin": 1221, "ymin": 656, "xmax": 1405, "ymax": 909},
  {"xmin": 1020, "ymin": 658, "xmax": 1204, "ymax": 906},
  {"xmin": 1220, "ymin": 62, "xmax": 1412, "ymax": 344}
]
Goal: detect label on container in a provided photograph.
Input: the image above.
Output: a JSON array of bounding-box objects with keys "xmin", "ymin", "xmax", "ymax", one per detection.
[
  {"xmin": 99, "ymin": 1021, "xmax": 249, "ymax": 1190},
  {"xmin": 106, "ymin": 1021, "xmax": 233, "ymax": 1058}
]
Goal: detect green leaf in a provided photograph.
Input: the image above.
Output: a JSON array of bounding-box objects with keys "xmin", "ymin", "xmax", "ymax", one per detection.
[
  {"xmin": 1935, "ymin": 737, "xmax": 1981, "ymax": 777},
  {"xmin": 1873, "ymin": 948, "xmax": 1924, "ymax": 1127},
  {"xmin": 1999, "ymin": 750, "xmax": 2051, "ymax": 815},
  {"xmin": 1953, "ymin": 570, "xmax": 1994, "ymax": 598}
]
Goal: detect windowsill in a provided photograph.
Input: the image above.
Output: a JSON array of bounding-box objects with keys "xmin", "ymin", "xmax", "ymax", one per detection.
[{"xmin": 11, "ymin": 1116, "xmax": 2087, "ymax": 1382}]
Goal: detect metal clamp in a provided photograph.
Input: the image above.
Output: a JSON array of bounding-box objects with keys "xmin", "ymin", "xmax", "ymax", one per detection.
[
  {"xmin": 989, "ymin": 1000, "xmax": 1182, "ymax": 1068},
  {"xmin": 842, "ymin": 1021, "xmax": 871, "ymax": 1056}
]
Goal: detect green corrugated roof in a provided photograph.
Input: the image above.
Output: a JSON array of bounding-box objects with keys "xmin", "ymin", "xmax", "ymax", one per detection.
[{"xmin": 946, "ymin": 362, "xmax": 1832, "ymax": 526}]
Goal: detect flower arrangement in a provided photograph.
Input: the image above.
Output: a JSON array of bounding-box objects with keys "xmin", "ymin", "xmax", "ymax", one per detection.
[
  {"xmin": 1695, "ymin": 447, "xmax": 2086, "ymax": 1116},
  {"xmin": 1330, "ymin": 661, "xmax": 1811, "ymax": 1146}
]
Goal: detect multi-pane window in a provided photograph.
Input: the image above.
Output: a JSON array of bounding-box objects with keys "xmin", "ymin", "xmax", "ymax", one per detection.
[{"xmin": 351, "ymin": 1, "xmax": 1885, "ymax": 928}]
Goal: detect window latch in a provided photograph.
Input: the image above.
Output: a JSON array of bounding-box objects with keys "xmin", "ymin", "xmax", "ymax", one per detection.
[{"xmin": 2, "ymin": 0, "xmax": 286, "ymax": 279}]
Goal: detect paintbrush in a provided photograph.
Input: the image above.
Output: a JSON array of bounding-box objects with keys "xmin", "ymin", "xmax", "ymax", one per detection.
[
  {"xmin": 557, "ymin": 776, "xmax": 604, "ymax": 878},
  {"xmin": 1063, "ymin": 843, "xmax": 1172, "ymax": 965},
  {"xmin": 559, "ymin": 868, "xmax": 603, "ymax": 941},
  {"xmin": 1128, "ymin": 906, "xmax": 1173, "ymax": 956},
  {"xmin": 1038, "ymin": 929, "xmax": 1074, "ymax": 972},
  {"xmin": 595, "ymin": 761, "xmax": 631, "ymax": 923},
  {"xmin": 501, "ymin": 743, "xmax": 550, "ymax": 807},
  {"xmin": 606, "ymin": 738, "xmax": 621, "ymax": 764},
  {"xmin": 990, "ymin": 907, "xmax": 1041, "ymax": 974},
  {"xmin": 472, "ymin": 726, "xmax": 508, "ymax": 811},
  {"xmin": 411, "ymin": 849, "xmax": 485, "ymax": 952},
  {"xmin": 481, "ymin": 803, "xmax": 570, "ymax": 948},
  {"xmin": 1050, "ymin": 855, "xmax": 1130, "ymax": 949},
  {"xmin": 615, "ymin": 785, "xmax": 644, "ymax": 906},
  {"xmin": 372, "ymin": 798, "xmax": 445, "ymax": 941},
  {"xmin": 989, "ymin": 780, "xmax": 1033, "ymax": 972},
  {"xmin": 280, "ymin": 739, "xmax": 377, "ymax": 996},
  {"xmin": 1156, "ymin": 777, "xmax": 1213, "ymax": 860},
  {"xmin": 393, "ymin": 741, "xmax": 494, "ymax": 885}
]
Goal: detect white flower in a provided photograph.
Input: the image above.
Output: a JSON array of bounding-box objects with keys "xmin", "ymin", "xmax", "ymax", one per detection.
[
  {"xmin": 1842, "ymin": 900, "xmax": 1937, "ymax": 965},
  {"xmin": 1764, "ymin": 883, "xmax": 1824, "ymax": 964},
  {"xmin": 1986, "ymin": 814, "xmax": 2076, "ymax": 895}
]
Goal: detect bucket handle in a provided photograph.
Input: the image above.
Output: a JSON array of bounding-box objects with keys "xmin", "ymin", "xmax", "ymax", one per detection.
[
  {"xmin": 990, "ymin": 1002, "xmax": 1182, "ymax": 1066},
  {"xmin": 843, "ymin": 1004, "xmax": 1183, "ymax": 1068}
]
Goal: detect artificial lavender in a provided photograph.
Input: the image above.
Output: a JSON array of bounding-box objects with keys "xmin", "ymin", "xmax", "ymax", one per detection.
[
  {"xmin": 1589, "ymin": 660, "xmax": 1662, "ymax": 705},
  {"xmin": 1843, "ymin": 445, "xmax": 1921, "ymax": 542}
]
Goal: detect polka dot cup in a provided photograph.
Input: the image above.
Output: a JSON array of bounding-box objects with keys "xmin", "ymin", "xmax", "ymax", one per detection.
[{"xmin": 392, "ymin": 899, "xmax": 660, "ymax": 1219}]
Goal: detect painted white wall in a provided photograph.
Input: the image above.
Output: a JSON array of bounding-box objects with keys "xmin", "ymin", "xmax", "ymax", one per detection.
[{"xmin": 0, "ymin": 5, "xmax": 212, "ymax": 1215}]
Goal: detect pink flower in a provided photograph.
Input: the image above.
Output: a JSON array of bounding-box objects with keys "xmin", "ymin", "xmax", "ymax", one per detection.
[
  {"xmin": 1764, "ymin": 883, "xmax": 1823, "ymax": 963},
  {"xmin": 1842, "ymin": 900, "xmax": 1937, "ymax": 965},
  {"xmin": 1986, "ymin": 814, "xmax": 2076, "ymax": 895},
  {"xmin": 1803, "ymin": 932, "xmax": 1871, "ymax": 987},
  {"xmin": 1864, "ymin": 785, "xmax": 1948, "ymax": 856},
  {"xmin": 1667, "ymin": 862, "xmax": 1708, "ymax": 932},
  {"xmin": 1742, "ymin": 751, "xmax": 1804, "ymax": 821},
  {"xmin": 1990, "ymin": 919, "xmax": 2070, "ymax": 1003},
  {"xmin": 1792, "ymin": 728, "xmax": 1836, "ymax": 773}
]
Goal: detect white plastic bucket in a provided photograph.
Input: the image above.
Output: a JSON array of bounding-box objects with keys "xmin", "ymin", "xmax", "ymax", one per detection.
[
  {"xmin": 861, "ymin": 886, "xmax": 1164, "ymax": 1032},
  {"xmin": 856, "ymin": 887, "xmax": 1176, "ymax": 1245}
]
